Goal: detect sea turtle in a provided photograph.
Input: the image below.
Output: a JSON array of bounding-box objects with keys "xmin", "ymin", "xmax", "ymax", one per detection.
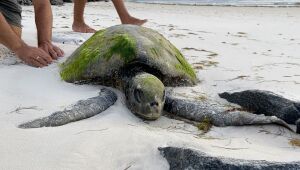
[{"xmin": 18, "ymin": 25, "xmax": 295, "ymax": 133}]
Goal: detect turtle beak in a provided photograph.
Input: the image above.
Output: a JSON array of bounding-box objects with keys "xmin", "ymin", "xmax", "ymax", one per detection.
[{"xmin": 145, "ymin": 103, "xmax": 162, "ymax": 120}]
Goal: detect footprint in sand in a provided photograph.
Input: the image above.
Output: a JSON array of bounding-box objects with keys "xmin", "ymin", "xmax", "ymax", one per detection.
[
  {"xmin": 227, "ymin": 32, "xmax": 248, "ymax": 38},
  {"xmin": 188, "ymin": 32, "xmax": 198, "ymax": 35},
  {"xmin": 192, "ymin": 60, "xmax": 219, "ymax": 70},
  {"xmin": 197, "ymin": 30, "xmax": 213, "ymax": 34},
  {"xmin": 182, "ymin": 47, "xmax": 218, "ymax": 57},
  {"xmin": 169, "ymin": 33, "xmax": 187, "ymax": 38}
]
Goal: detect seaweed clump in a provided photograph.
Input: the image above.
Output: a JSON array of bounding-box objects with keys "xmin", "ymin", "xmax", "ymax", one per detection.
[
  {"xmin": 197, "ymin": 117, "xmax": 213, "ymax": 133},
  {"xmin": 289, "ymin": 138, "xmax": 300, "ymax": 148}
]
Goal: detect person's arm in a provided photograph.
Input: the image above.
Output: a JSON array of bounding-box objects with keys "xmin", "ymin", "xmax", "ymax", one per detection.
[
  {"xmin": 0, "ymin": 13, "xmax": 25, "ymax": 54},
  {"xmin": 32, "ymin": 0, "xmax": 64, "ymax": 59},
  {"xmin": 0, "ymin": 12, "xmax": 52, "ymax": 67}
]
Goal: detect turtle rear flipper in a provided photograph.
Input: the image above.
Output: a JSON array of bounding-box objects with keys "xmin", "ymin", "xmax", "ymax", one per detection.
[
  {"xmin": 19, "ymin": 88, "xmax": 117, "ymax": 128},
  {"xmin": 164, "ymin": 95, "xmax": 294, "ymax": 132}
]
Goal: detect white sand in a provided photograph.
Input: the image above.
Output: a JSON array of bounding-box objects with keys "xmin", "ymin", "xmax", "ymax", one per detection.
[{"xmin": 0, "ymin": 2, "xmax": 300, "ymax": 169}]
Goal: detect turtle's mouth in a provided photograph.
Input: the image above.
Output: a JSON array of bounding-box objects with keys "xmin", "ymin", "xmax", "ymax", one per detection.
[
  {"xmin": 127, "ymin": 100, "xmax": 163, "ymax": 120},
  {"xmin": 133, "ymin": 110, "xmax": 162, "ymax": 120}
]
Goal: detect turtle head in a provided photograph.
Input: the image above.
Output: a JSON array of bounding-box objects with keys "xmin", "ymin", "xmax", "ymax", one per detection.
[{"xmin": 125, "ymin": 73, "xmax": 165, "ymax": 120}]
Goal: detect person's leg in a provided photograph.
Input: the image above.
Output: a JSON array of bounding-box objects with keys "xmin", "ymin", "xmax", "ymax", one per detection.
[
  {"xmin": 72, "ymin": 0, "xmax": 147, "ymax": 33},
  {"xmin": 112, "ymin": 0, "xmax": 147, "ymax": 26},
  {"xmin": 72, "ymin": 0, "xmax": 96, "ymax": 33}
]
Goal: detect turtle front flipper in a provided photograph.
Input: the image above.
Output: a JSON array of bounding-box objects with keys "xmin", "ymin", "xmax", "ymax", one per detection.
[
  {"xmin": 219, "ymin": 90, "xmax": 300, "ymax": 125},
  {"xmin": 19, "ymin": 88, "xmax": 117, "ymax": 128},
  {"xmin": 164, "ymin": 95, "xmax": 294, "ymax": 132}
]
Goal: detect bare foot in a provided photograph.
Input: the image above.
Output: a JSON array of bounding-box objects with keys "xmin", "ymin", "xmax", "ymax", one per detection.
[
  {"xmin": 72, "ymin": 23, "xmax": 96, "ymax": 33},
  {"xmin": 121, "ymin": 17, "xmax": 147, "ymax": 26}
]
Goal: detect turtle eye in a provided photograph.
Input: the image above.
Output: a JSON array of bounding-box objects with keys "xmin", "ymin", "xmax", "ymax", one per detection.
[{"xmin": 134, "ymin": 89, "xmax": 143, "ymax": 103}]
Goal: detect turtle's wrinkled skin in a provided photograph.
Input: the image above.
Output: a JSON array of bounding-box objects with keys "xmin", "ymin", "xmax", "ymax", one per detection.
[{"xmin": 18, "ymin": 25, "xmax": 297, "ymax": 133}]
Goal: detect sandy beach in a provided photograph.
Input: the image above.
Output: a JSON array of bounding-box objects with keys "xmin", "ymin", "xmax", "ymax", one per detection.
[{"xmin": 0, "ymin": 2, "xmax": 300, "ymax": 169}]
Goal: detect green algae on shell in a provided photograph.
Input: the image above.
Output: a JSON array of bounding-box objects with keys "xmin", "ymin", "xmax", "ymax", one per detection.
[{"xmin": 60, "ymin": 29, "xmax": 137, "ymax": 82}]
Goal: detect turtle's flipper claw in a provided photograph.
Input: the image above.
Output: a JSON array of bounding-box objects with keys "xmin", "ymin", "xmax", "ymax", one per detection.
[
  {"xmin": 19, "ymin": 88, "xmax": 117, "ymax": 128},
  {"xmin": 272, "ymin": 117, "xmax": 294, "ymax": 132}
]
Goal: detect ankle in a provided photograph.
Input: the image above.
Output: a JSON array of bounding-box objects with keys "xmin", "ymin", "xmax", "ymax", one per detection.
[
  {"xmin": 72, "ymin": 21, "xmax": 86, "ymax": 27},
  {"xmin": 120, "ymin": 15, "xmax": 133, "ymax": 24}
]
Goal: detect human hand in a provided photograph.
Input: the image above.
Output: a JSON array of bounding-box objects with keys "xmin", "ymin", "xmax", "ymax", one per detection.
[
  {"xmin": 38, "ymin": 41, "xmax": 64, "ymax": 60},
  {"xmin": 14, "ymin": 44, "xmax": 53, "ymax": 67}
]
